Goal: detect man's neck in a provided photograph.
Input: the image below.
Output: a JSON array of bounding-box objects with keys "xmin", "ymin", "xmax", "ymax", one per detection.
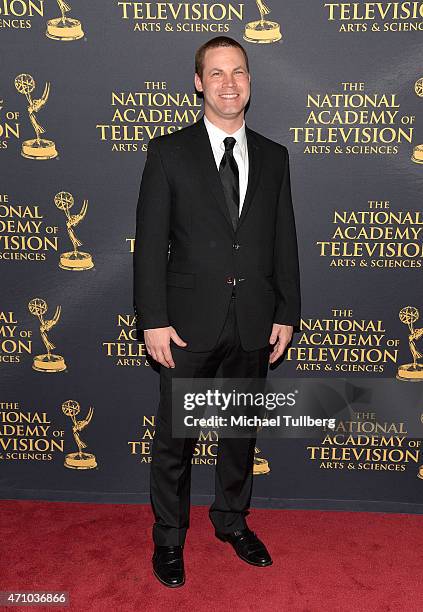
[{"xmin": 203, "ymin": 110, "xmax": 245, "ymax": 134}]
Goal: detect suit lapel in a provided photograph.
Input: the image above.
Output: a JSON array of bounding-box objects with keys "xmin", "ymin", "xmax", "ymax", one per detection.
[
  {"xmin": 189, "ymin": 117, "xmax": 233, "ymax": 231},
  {"xmin": 238, "ymin": 125, "xmax": 261, "ymax": 231},
  {"xmin": 188, "ymin": 116, "xmax": 262, "ymax": 234}
]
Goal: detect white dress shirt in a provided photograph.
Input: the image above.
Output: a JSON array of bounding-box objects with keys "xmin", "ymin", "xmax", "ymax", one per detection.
[{"xmin": 203, "ymin": 114, "xmax": 249, "ymax": 213}]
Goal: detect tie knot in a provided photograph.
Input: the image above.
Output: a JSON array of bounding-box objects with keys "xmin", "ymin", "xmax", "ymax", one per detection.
[{"xmin": 223, "ymin": 136, "xmax": 236, "ymax": 152}]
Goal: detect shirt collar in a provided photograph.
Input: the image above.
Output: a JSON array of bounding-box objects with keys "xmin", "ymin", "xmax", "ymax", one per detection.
[{"xmin": 203, "ymin": 113, "xmax": 247, "ymax": 154}]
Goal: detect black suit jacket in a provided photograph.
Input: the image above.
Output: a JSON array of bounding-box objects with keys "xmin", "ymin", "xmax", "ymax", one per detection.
[{"xmin": 133, "ymin": 114, "xmax": 300, "ymax": 352}]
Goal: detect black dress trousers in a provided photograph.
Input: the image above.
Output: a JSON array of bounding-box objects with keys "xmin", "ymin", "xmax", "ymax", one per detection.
[{"xmin": 150, "ymin": 291, "xmax": 270, "ymax": 546}]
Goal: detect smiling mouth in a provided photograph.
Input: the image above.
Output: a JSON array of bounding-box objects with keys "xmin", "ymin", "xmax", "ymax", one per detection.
[{"xmin": 219, "ymin": 93, "xmax": 239, "ymax": 99}]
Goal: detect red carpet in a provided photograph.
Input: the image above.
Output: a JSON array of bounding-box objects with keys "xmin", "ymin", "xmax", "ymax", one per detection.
[{"xmin": 0, "ymin": 500, "xmax": 421, "ymax": 611}]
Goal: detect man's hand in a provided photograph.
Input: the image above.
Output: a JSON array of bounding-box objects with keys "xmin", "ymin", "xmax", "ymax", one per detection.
[
  {"xmin": 144, "ymin": 326, "xmax": 187, "ymax": 368},
  {"xmin": 268, "ymin": 324, "xmax": 293, "ymax": 364}
]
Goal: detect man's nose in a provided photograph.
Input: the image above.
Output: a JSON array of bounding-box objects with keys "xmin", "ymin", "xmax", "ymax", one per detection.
[{"xmin": 222, "ymin": 74, "xmax": 236, "ymax": 87}]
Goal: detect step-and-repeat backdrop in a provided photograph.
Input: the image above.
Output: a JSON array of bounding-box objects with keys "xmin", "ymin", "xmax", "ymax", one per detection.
[{"xmin": 1, "ymin": 1, "xmax": 423, "ymax": 513}]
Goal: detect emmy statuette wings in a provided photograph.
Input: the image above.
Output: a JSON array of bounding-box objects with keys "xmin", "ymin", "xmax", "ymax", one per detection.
[
  {"xmin": 397, "ymin": 306, "xmax": 423, "ymax": 382},
  {"xmin": 28, "ymin": 298, "xmax": 67, "ymax": 372},
  {"xmin": 54, "ymin": 192, "xmax": 94, "ymax": 271},
  {"xmin": 62, "ymin": 400, "xmax": 97, "ymax": 469},
  {"xmin": 14, "ymin": 74, "xmax": 58, "ymax": 160}
]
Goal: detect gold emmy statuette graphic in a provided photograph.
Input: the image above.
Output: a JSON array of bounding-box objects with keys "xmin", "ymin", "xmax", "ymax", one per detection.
[
  {"xmin": 62, "ymin": 400, "xmax": 97, "ymax": 469},
  {"xmin": 418, "ymin": 414, "xmax": 423, "ymax": 479},
  {"xmin": 415, "ymin": 77, "xmax": 423, "ymax": 98},
  {"xmin": 28, "ymin": 298, "xmax": 67, "ymax": 372},
  {"xmin": 243, "ymin": 0, "xmax": 282, "ymax": 44},
  {"xmin": 54, "ymin": 191, "xmax": 94, "ymax": 271},
  {"xmin": 411, "ymin": 80, "xmax": 423, "ymax": 163},
  {"xmin": 397, "ymin": 307, "xmax": 423, "ymax": 382},
  {"xmin": 14, "ymin": 74, "xmax": 58, "ymax": 160},
  {"xmin": 46, "ymin": 0, "xmax": 84, "ymax": 41},
  {"xmin": 411, "ymin": 144, "xmax": 423, "ymax": 164},
  {"xmin": 253, "ymin": 447, "xmax": 270, "ymax": 474}
]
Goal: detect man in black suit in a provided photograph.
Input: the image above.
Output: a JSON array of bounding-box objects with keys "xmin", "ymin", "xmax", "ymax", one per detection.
[{"xmin": 133, "ymin": 35, "xmax": 300, "ymax": 587}]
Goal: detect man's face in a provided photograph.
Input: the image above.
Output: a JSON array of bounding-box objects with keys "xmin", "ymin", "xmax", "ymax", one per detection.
[{"xmin": 194, "ymin": 46, "xmax": 250, "ymax": 121}]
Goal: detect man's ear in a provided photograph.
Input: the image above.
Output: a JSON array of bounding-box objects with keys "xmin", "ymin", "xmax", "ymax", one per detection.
[{"xmin": 194, "ymin": 73, "xmax": 203, "ymax": 92}]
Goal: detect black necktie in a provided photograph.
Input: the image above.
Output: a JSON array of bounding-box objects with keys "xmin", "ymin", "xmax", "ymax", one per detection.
[{"xmin": 219, "ymin": 136, "xmax": 239, "ymax": 231}]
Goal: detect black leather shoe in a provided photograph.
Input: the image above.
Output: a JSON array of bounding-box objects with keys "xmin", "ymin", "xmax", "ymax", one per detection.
[
  {"xmin": 152, "ymin": 545, "xmax": 185, "ymax": 587},
  {"xmin": 215, "ymin": 528, "xmax": 273, "ymax": 567}
]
